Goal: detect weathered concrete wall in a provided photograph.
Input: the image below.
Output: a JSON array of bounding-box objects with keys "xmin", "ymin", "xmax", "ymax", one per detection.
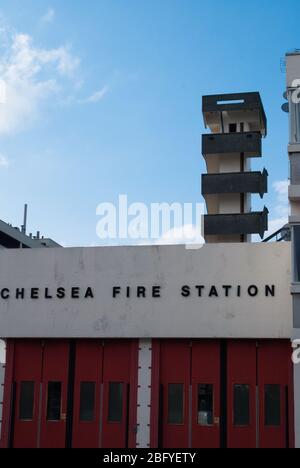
[{"xmin": 0, "ymin": 242, "xmax": 292, "ymax": 339}]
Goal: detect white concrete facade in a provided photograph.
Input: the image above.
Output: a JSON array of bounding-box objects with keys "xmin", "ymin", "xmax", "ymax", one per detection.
[{"xmin": 0, "ymin": 243, "xmax": 292, "ymax": 340}]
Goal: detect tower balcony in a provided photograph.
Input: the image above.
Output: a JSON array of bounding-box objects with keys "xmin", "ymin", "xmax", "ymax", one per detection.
[
  {"xmin": 202, "ymin": 169, "xmax": 268, "ymax": 198},
  {"xmin": 202, "ymin": 131, "xmax": 262, "ymax": 157},
  {"xmin": 204, "ymin": 208, "xmax": 269, "ymax": 239}
]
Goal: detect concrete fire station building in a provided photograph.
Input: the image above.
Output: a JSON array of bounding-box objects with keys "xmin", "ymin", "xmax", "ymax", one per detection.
[{"xmin": 0, "ymin": 53, "xmax": 299, "ymax": 449}]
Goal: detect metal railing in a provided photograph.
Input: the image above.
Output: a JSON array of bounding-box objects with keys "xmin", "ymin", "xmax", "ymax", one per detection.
[{"xmin": 262, "ymin": 225, "xmax": 291, "ymax": 243}]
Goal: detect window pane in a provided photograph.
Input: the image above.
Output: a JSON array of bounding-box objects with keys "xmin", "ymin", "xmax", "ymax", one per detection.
[
  {"xmin": 168, "ymin": 384, "xmax": 184, "ymax": 424},
  {"xmin": 80, "ymin": 382, "xmax": 96, "ymax": 422},
  {"xmin": 289, "ymin": 98, "xmax": 300, "ymax": 144},
  {"xmin": 198, "ymin": 384, "xmax": 213, "ymax": 426},
  {"xmin": 265, "ymin": 385, "xmax": 281, "ymax": 427},
  {"xmin": 19, "ymin": 382, "xmax": 35, "ymax": 420},
  {"xmin": 234, "ymin": 385, "xmax": 250, "ymax": 426},
  {"xmin": 46, "ymin": 382, "xmax": 62, "ymax": 421},
  {"xmin": 108, "ymin": 383, "xmax": 123, "ymax": 423},
  {"xmin": 290, "ymin": 155, "xmax": 300, "ymax": 185}
]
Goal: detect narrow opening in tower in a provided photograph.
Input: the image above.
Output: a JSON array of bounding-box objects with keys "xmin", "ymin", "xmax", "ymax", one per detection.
[{"xmin": 217, "ymin": 99, "xmax": 245, "ymax": 105}]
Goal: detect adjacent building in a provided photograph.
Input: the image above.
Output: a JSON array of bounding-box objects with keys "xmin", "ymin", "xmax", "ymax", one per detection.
[
  {"xmin": 0, "ymin": 213, "xmax": 60, "ymax": 250},
  {"xmin": 286, "ymin": 51, "xmax": 300, "ymax": 449},
  {"xmin": 0, "ymin": 213, "xmax": 60, "ymax": 446}
]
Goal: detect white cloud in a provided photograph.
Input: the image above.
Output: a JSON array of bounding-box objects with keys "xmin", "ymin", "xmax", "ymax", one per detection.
[
  {"xmin": 0, "ymin": 153, "xmax": 9, "ymax": 167},
  {"xmin": 273, "ymin": 179, "xmax": 289, "ymax": 217},
  {"xmin": 0, "ymin": 78, "xmax": 6, "ymax": 103},
  {"xmin": 261, "ymin": 179, "xmax": 289, "ymax": 241},
  {"xmin": 83, "ymin": 86, "xmax": 109, "ymax": 104},
  {"xmin": 273, "ymin": 180, "xmax": 289, "ymax": 196},
  {"xmin": 155, "ymin": 224, "xmax": 204, "ymax": 246},
  {"xmin": 0, "ymin": 31, "xmax": 80, "ymax": 135},
  {"xmin": 40, "ymin": 8, "xmax": 55, "ymax": 25}
]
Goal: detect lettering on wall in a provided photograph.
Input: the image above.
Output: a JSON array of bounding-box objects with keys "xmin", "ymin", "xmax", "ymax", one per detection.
[
  {"xmin": 0, "ymin": 284, "xmax": 276, "ymax": 301},
  {"xmin": 0, "ymin": 287, "xmax": 94, "ymax": 300},
  {"xmin": 112, "ymin": 284, "xmax": 276, "ymax": 299}
]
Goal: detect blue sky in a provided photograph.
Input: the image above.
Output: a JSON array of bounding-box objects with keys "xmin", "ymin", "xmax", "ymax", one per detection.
[{"xmin": 0, "ymin": 0, "xmax": 297, "ymax": 246}]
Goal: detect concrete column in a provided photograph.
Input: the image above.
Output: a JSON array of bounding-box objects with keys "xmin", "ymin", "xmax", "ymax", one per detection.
[
  {"xmin": 0, "ymin": 363, "xmax": 4, "ymax": 440},
  {"xmin": 136, "ymin": 339, "xmax": 152, "ymax": 448}
]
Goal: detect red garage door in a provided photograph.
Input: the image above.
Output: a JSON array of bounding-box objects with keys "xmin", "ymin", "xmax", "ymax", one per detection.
[
  {"xmin": 158, "ymin": 340, "xmax": 190, "ymax": 448},
  {"xmin": 72, "ymin": 341, "xmax": 103, "ymax": 448},
  {"xmin": 152, "ymin": 339, "xmax": 294, "ymax": 449},
  {"xmin": 2, "ymin": 339, "xmax": 138, "ymax": 449},
  {"xmin": 72, "ymin": 340, "xmax": 138, "ymax": 448},
  {"xmin": 155, "ymin": 340, "xmax": 221, "ymax": 449},
  {"xmin": 191, "ymin": 341, "xmax": 220, "ymax": 448},
  {"xmin": 7, "ymin": 340, "xmax": 69, "ymax": 449},
  {"xmin": 258, "ymin": 341, "xmax": 294, "ymax": 449},
  {"xmin": 227, "ymin": 341, "xmax": 257, "ymax": 448},
  {"xmin": 10, "ymin": 341, "xmax": 43, "ymax": 448},
  {"xmin": 39, "ymin": 341, "xmax": 70, "ymax": 448}
]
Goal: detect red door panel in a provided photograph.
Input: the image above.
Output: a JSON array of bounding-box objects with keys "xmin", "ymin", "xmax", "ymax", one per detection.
[
  {"xmin": 72, "ymin": 341, "xmax": 103, "ymax": 448},
  {"xmin": 5, "ymin": 338, "xmax": 294, "ymax": 449},
  {"xmin": 12, "ymin": 341, "xmax": 43, "ymax": 448},
  {"xmin": 39, "ymin": 341, "xmax": 69, "ymax": 448},
  {"xmin": 258, "ymin": 341, "xmax": 292, "ymax": 449},
  {"xmin": 102, "ymin": 341, "xmax": 133, "ymax": 448},
  {"xmin": 227, "ymin": 341, "xmax": 257, "ymax": 448},
  {"xmin": 192, "ymin": 341, "xmax": 220, "ymax": 448},
  {"xmin": 159, "ymin": 341, "xmax": 190, "ymax": 448}
]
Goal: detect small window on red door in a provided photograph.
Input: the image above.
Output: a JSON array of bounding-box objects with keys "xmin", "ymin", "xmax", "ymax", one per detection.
[
  {"xmin": 233, "ymin": 384, "xmax": 250, "ymax": 427},
  {"xmin": 19, "ymin": 382, "xmax": 35, "ymax": 421},
  {"xmin": 79, "ymin": 382, "xmax": 96, "ymax": 422},
  {"xmin": 168, "ymin": 384, "xmax": 184, "ymax": 425},
  {"xmin": 108, "ymin": 382, "xmax": 123, "ymax": 423},
  {"xmin": 46, "ymin": 382, "xmax": 62, "ymax": 421},
  {"xmin": 265, "ymin": 385, "xmax": 281, "ymax": 427},
  {"xmin": 198, "ymin": 384, "xmax": 214, "ymax": 426}
]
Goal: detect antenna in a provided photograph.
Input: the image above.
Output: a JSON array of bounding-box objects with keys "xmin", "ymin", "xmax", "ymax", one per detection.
[
  {"xmin": 21, "ymin": 204, "xmax": 28, "ymax": 234},
  {"xmin": 280, "ymin": 57, "xmax": 286, "ymax": 74}
]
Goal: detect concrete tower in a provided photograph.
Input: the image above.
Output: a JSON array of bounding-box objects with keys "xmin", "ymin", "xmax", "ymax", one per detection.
[{"xmin": 202, "ymin": 93, "xmax": 268, "ymax": 243}]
